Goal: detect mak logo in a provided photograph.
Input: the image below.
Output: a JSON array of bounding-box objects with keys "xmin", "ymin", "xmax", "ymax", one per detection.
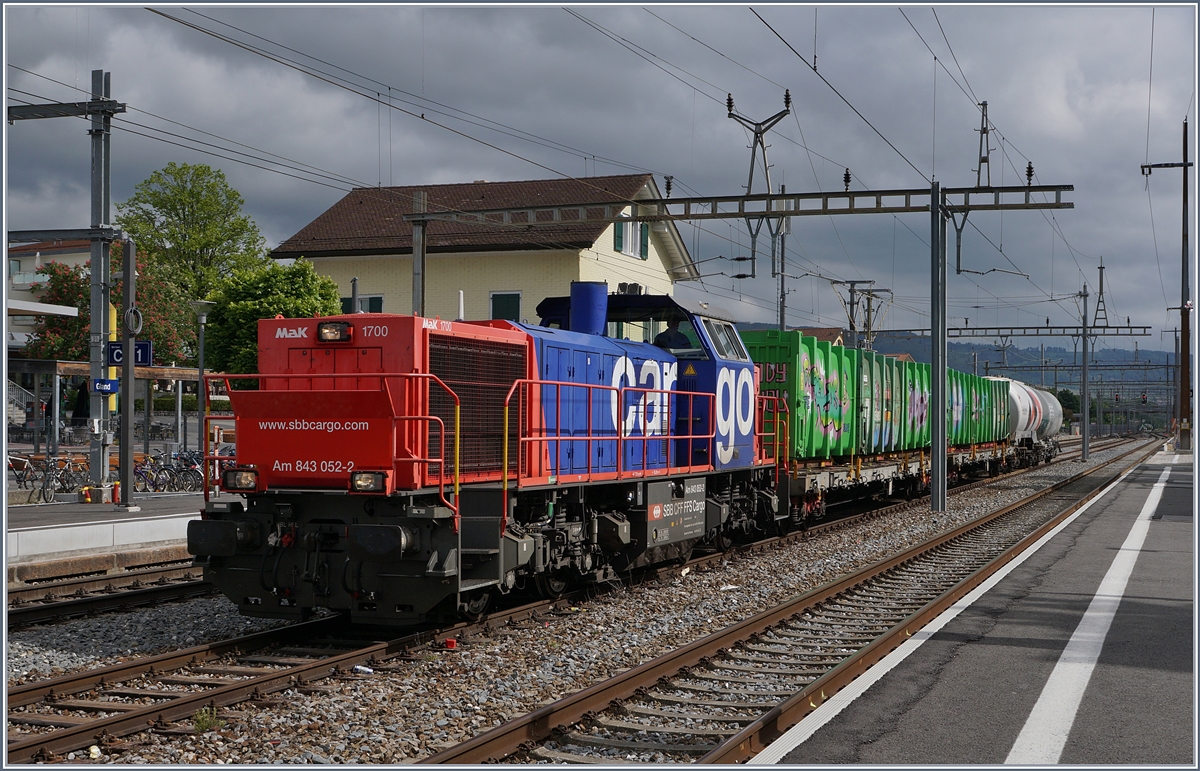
[{"xmin": 275, "ymin": 327, "xmax": 309, "ymax": 339}]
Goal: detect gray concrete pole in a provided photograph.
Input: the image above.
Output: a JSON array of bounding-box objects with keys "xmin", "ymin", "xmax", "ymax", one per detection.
[
  {"xmin": 33, "ymin": 377, "xmax": 42, "ymax": 455},
  {"xmin": 144, "ymin": 379, "xmax": 152, "ymax": 458},
  {"xmin": 88, "ymin": 69, "xmax": 107, "ymax": 484},
  {"xmin": 51, "ymin": 372, "xmax": 60, "ymax": 456},
  {"xmin": 119, "ymin": 239, "xmax": 138, "ymax": 508},
  {"xmin": 1180, "ymin": 118, "xmax": 1191, "ymax": 450},
  {"xmin": 176, "ymin": 377, "xmax": 184, "ymax": 452},
  {"xmin": 931, "ymin": 182, "xmax": 947, "ymax": 511},
  {"xmin": 1081, "ymin": 286, "xmax": 1090, "ymax": 460}
]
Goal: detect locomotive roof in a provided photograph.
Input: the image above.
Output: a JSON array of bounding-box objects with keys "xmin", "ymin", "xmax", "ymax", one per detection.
[{"xmin": 536, "ymin": 293, "xmax": 739, "ymax": 326}]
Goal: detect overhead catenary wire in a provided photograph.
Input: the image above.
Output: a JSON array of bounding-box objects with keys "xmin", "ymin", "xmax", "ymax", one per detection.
[{"xmin": 752, "ymin": 7, "xmax": 930, "ymax": 185}]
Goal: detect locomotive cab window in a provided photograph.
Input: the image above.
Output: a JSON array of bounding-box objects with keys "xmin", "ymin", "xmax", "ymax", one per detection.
[
  {"xmin": 653, "ymin": 316, "xmax": 706, "ymax": 359},
  {"xmin": 701, "ymin": 319, "xmax": 748, "ymax": 361}
]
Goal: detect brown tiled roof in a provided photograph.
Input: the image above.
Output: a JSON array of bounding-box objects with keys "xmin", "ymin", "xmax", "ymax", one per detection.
[
  {"xmin": 801, "ymin": 327, "xmax": 845, "ymax": 345},
  {"xmin": 8, "ymin": 239, "xmax": 91, "ymax": 255},
  {"xmin": 272, "ymin": 174, "xmax": 654, "ymax": 258}
]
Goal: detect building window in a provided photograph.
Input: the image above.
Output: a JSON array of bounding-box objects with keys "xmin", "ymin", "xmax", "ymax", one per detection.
[
  {"xmin": 491, "ymin": 292, "xmax": 521, "ymax": 321},
  {"xmin": 9, "ymin": 259, "xmax": 20, "ymax": 279},
  {"xmin": 613, "ymin": 217, "xmax": 649, "ymax": 260},
  {"xmin": 340, "ymin": 295, "xmax": 383, "ymax": 313}
]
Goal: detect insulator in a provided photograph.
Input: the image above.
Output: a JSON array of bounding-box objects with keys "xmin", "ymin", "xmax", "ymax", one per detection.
[
  {"xmin": 727, "ymin": 93, "xmax": 735, "ymax": 114},
  {"xmin": 843, "ymin": 168, "xmax": 852, "ymax": 192},
  {"xmin": 733, "ymin": 273, "xmax": 751, "ymax": 279},
  {"xmin": 1025, "ymin": 161, "xmax": 1034, "ymax": 186},
  {"xmin": 784, "ymin": 89, "xmax": 792, "ymax": 110},
  {"xmin": 664, "ymin": 175, "xmax": 673, "ymax": 199}
]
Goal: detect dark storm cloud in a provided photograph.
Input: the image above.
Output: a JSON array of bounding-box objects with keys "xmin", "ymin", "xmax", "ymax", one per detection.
[{"xmin": 5, "ymin": 5, "xmax": 1195, "ymax": 349}]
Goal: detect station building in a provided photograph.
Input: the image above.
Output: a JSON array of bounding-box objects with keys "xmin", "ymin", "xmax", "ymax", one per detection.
[{"xmin": 270, "ymin": 174, "xmax": 697, "ymax": 322}]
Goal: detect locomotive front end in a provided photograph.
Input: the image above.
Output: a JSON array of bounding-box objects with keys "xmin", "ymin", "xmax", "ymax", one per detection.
[{"xmin": 188, "ymin": 314, "xmax": 536, "ymax": 625}]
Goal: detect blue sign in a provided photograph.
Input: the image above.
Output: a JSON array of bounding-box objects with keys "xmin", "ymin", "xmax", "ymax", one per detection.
[
  {"xmin": 93, "ymin": 379, "xmax": 119, "ymax": 394},
  {"xmin": 106, "ymin": 341, "xmax": 154, "ymax": 367}
]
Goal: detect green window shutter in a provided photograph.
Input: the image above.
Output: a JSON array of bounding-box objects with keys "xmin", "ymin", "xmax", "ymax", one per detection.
[
  {"xmin": 367, "ymin": 297, "xmax": 383, "ymax": 313},
  {"xmin": 614, "ymin": 220, "xmax": 624, "ymax": 252},
  {"xmin": 491, "ymin": 293, "xmax": 521, "ymax": 321},
  {"xmin": 640, "ymin": 223, "xmax": 649, "ymax": 259},
  {"xmin": 341, "ymin": 297, "xmax": 353, "ymax": 314}
]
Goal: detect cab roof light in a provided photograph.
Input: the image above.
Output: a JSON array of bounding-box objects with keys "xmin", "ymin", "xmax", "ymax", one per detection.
[{"xmin": 317, "ymin": 321, "xmax": 353, "ymax": 342}]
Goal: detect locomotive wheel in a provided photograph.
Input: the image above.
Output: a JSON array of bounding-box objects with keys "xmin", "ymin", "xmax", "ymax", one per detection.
[
  {"xmin": 714, "ymin": 529, "xmax": 735, "ymax": 552},
  {"xmin": 535, "ymin": 573, "xmax": 570, "ymax": 599},
  {"xmin": 458, "ymin": 591, "xmax": 491, "ymax": 622}
]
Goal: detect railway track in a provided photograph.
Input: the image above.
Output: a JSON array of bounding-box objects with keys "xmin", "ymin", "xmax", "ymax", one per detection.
[
  {"xmin": 6, "ymin": 435, "xmax": 1136, "ymax": 631},
  {"xmin": 7, "ymin": 563, "xmax": 213, "ymax": 628},
  {"xmin": 5, "ymin": 436, "xmax": 1153, "ymax": 762},
  {"xmin": 416, "ymin": 437, "xmax": 1159, "ymax": 764}
]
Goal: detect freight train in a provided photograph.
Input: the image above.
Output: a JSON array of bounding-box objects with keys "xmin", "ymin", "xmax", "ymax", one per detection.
[{"xmin": 188, "ymin": 283, "xmax": 1062, "ymax": 626}]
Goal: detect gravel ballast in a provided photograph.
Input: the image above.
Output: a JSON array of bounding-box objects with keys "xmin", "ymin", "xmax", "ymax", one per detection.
[{"xmin": 6, "ymin": 441, "xmax": 1151, "ymax": 763}]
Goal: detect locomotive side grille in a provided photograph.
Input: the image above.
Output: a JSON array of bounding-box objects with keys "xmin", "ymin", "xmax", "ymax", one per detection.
[{"xmin": 428, "ymin": 334, "xmax": 526, "ymax": 477}]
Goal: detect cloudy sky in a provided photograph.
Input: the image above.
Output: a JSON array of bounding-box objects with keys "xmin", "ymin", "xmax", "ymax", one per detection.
[{"xmin": 5, "ymin": 4, "xmax": 1196, "ymax": 357}]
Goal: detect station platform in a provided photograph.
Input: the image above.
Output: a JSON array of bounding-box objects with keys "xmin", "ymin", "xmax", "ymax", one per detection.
[
  {"xmin": 5, "ymin": 492, "xmax": 205, "ymax": 580},
  {"xmin": 757, "ymin": 447, "xmax": 1194, "ymax": 766}
]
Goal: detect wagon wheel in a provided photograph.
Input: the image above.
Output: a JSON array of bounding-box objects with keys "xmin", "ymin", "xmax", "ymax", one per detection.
[
  {"xmin": 535, "ymin": 573, "xmax": 570, "ymax": 600},
  {"xmin": 458, "ymin": 590, "xmax": 491, "ymax": 622},
  {"xmin": 712, "ymin": 528, "xmax": 735, "ymax": 552}
]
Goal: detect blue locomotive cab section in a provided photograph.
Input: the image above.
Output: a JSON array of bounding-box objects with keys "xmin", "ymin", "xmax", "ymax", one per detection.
[
  {"xmin": 510, "ymin": 324, "xmax": 678, "ymax": 477},
  {"xmin": 535, "ymin": 291, "xmax": 756, "ymax": 474}
]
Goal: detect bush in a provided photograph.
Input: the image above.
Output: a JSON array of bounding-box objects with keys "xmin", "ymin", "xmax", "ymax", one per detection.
[{"xmin": 192, "ymin": 706, "xmax": 225, "ymax": 733}]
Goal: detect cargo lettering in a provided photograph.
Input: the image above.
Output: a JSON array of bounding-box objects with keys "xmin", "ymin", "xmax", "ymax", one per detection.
[
  {"xmin": 609, "ymin": 357, "xmax": 678, "ymax": 436},
  {"xmin": 716, "ymin": 366, "xmax": 754, "ymax": 464}
]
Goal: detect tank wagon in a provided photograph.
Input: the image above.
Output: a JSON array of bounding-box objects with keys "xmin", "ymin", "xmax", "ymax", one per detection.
[
  {"xmin": 190, "ymin": 286, "xmax": 1061, "ymax": 627},
  {"xmin": 190, "ymin": 285, "xmax": 785, "ymax": 625}
]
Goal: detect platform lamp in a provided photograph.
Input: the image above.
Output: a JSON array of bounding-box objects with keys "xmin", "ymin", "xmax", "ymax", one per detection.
[{"xmin": 190, "ymin": 300, "xmax": 216, "ymax": 479}]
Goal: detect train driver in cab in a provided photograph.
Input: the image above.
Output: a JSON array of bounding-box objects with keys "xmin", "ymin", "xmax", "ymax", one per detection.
[{"xmin": 654, "ymin": 318, "xmax": 690, "ymax": 349}]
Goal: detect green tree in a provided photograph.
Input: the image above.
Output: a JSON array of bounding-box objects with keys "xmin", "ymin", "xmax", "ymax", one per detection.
[
  {"xmin": 23, "ymin": 262, "xmax": 90, "ymax": 361},
  {"xmin": 1055, "ymin": 388, "xmax": 1080, "ymax": 413},
  {"xmin": 115, "ymin": 162, "xmax": 268, "ymax": 301},
  {"xmin": 23, "ymin": 244, "xmax": 193, "ymax": 365},
  {"xmin": 205, "ymin": 260, "xmax": 341, "ymax": 376}
]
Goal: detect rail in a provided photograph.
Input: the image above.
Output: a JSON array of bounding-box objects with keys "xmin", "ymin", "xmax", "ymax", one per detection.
[{"xmin": 202, "ymin": 372, "xmax": 461, "ymax": 517}]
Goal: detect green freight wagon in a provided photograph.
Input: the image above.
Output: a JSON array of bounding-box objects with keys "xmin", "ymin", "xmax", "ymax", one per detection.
[
  {"xmin": 742, "ymin": 330, "xmax": 861, "ymax": 463},
  {"xmin": 741, "ymin": 330, "xmax": 813, "ymax": 462}
]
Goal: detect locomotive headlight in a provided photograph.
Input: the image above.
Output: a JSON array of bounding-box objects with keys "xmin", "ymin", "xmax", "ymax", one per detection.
[
  {"xmin": 350, "ymin": 471, "xmax": 386, "ymax": 492},
  {"xmin": 223, "ymin": 468, "xmax": 258, "ymax": 491},
  {"xmin": 317, "ymin": 321, "xmax": 353, "ymax": 342}
]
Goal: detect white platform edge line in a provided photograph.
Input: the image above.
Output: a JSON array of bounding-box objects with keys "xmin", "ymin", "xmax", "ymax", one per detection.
[
  {"xmin": 1003, "ymin": 467, "xmax": 1171, "ymax": 764},
  {"xmin": 748, "ymin": 461, "xmax": 1146, "ymax": 765}
]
